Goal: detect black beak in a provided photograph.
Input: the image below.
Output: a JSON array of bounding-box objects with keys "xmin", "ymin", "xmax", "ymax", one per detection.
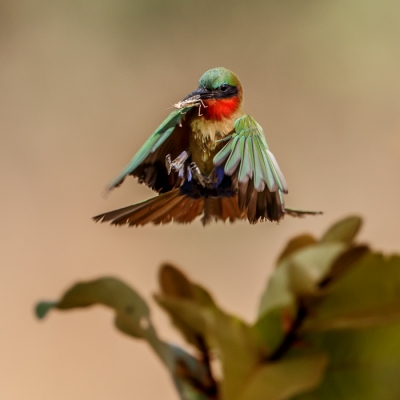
[{"xmin": 182, "ymin": 87, "xmax": 213, "ymax": 101}]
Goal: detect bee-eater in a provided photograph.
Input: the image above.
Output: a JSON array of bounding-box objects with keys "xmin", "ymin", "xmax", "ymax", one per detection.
[{"xmin": 93, "ymin": 67, "xmax": 320, "ymax": 226}]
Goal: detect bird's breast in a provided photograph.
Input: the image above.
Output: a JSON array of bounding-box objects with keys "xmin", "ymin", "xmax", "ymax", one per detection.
[{"xmin": 189, "ymin": 112, "xmax": 241, "ymax": 176}]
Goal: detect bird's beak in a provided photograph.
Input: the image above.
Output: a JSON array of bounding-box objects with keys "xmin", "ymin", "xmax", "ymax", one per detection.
[
  {"xmin": 182, "ymin": 87, "xmax": 213, "ymax": 101},
  {"xmin": 174, "ymin": 87, "xmax": 213, "ymax": 110}
]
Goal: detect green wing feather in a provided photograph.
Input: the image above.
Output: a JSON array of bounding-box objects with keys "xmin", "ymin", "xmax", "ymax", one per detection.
[
  {"xmin": 213, "ymin": 115, "xmax": 288, "ymax": 193},
  {"xmin": 212, "ymin": 115, "xmax": 322, "ymax": 222},
  {"xmin": 106, "ymin": 107, "xmax": 192, "ymax": 191}
]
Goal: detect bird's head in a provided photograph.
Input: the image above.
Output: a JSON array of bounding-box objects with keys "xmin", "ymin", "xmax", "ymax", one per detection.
[{"xmin": 177, "ymin": 67, "xmax": 243, "ymax": 121}]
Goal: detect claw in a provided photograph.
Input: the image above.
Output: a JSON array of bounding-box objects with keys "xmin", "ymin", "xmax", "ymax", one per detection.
[
  {"xmin": 165, "ymin": 154, "xmax": 172, "ymax": 175},
  {"xmin": 165, "ymin": 151, "xmax": 190, "ymax": 177},
  {"xmin": 190, "ymin": 161, "xmax": 201, "ymax": 176},
  {"xmin": 190, "ymin": 162, "xmax": 211, "ymax": 187}
]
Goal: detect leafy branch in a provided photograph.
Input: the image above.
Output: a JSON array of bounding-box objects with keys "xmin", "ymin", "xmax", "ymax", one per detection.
[{"xmin": 36, "ymin": 216, "xmax": 400, "ymax": 400}]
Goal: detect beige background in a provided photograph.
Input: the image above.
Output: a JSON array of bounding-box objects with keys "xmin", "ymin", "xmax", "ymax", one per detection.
[{"xmin": 1, "ymin": 1, "xmax": 400, "ymax": 399}]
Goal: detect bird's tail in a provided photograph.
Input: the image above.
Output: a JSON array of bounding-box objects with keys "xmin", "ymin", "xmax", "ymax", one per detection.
[{"xmin": 93, "ymin": 189, "xmax": 246, "ymax": 227}]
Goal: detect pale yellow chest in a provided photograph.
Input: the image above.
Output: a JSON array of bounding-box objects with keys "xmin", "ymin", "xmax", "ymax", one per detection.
[{"xmin": 188, "ymin": 110, "xmax": 243, "ymax": 176}]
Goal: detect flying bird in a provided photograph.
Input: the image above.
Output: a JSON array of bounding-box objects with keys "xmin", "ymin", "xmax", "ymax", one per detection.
[{"xmin": 93, "ymin": 67, "xmax": 320, "ymax": 226}]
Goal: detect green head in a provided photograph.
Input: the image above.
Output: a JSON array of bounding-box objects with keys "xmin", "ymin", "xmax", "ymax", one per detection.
[
  {"xmin": 178, "ymin": 67, "xmax": 243, "ymax": 120},
  {"xmin": 198, "ymin": 67, "xmax": 241, "ymax": 91}
]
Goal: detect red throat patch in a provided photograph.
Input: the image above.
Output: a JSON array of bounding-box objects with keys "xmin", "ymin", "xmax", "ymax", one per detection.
[{"xmin": 202, "ymin": 97, "xmax": 240, "ymax": 121}]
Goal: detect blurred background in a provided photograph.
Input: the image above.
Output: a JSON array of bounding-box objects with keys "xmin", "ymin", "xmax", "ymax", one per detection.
[{"xmin": 1, "ymin": 0, "xmax": 400, "ymax": 398}]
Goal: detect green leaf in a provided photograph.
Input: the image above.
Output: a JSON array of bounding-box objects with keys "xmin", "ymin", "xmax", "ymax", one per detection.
[
  {"xmin": 304, "ymin": 253, "xmax": 400, "ymax": 331},
  {"xmin": 36, "ymin": 277, "xmax": 150, "ymax": 338},
  {"xmin": 191, "ymin": 283, "xmax": 217, "ymax": 307},
  {"xmin": 156, "ymin": 293, "xmax": 266, "ymax": 400},
  {"xmin": 156, "ymin": 264, "xmax": 218, "ymax": 350},
  {"xmin": 156, "ymin": 264, "xmax": 272, "ymax": 399},
  {"xmin": 295, "ymin": 323, "xmax": 400, "ymax": 400},
  {"xmin": 35, "ymin": 301, "xmax": 57, "ymax": 319},
  {"xmin": 277, "ymin": 234, "xmax": 317, "ymax": 264},
  {"xmin": 287, "ymin": 243, "xmax": 345, "ymax": 297},
  {"xmin": 321, "ymin": 216, "xmax": 362, "ymax": 244},
  {"xmin": 237, "ymin": 353, "xmax": 328, "ymax": 400},
  {"xmin": 319, "ymin": 245, "xmax": 369, "ymax": 287},
  {"xmin": 157, "ymin": 268, "xmax": 270, "ymax": 398},
  {"xmin": 36, "ymin": 276, "xmax": 212, "ymax": 400},
  {"xmin": 204, "ymin": 310, "xmax": 263, "ymax": 400},
  {"xmin": 206, "ymin": 308, "xmax": 326, "ymax": 400},
  {"xmin": 253, "ymin": 306, "xmax": 296, "ymax": 354},
  {"xmin": 258, "ymin": 260, "xmax": 295, "ymax": 318},
  {"xmin": 154, "ymin": 294, "xmax": 208, "ymax": 347},
  {"xmin": 258, "ymin": 243, "xmax": 345, "ymax": 318}
]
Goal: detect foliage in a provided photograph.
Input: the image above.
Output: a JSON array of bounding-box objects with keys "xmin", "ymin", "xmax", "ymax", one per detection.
[{"xmin": 36, "ymin": 216, "xmax": 400, "ymax": 399}]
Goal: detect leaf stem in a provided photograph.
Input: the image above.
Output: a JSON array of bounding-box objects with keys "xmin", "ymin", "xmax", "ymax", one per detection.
[{"xmin": 268, "ymin": 305, "xmax": 307, "ymax": 361}]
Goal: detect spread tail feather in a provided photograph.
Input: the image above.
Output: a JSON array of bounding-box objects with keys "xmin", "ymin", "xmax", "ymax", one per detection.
[
  {"xmin": 93, "ymin": 189, "xmax": 247, "ymax": 227},
  {"xmin": 238, "ymin": 178, "xmax": 286, "ymax": 223}
]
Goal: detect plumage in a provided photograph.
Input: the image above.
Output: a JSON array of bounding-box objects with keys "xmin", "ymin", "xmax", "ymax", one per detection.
[
  {"xmin": 106, "ymin": 107, "xmax": 193, "ymax": 193},
  {"xmin": 93, "ymin": 188, "xmax": 245, "ymax": 226},
  {"xmin": 94, "ymin": 67, "xmax": 321, "ymax": 226}
]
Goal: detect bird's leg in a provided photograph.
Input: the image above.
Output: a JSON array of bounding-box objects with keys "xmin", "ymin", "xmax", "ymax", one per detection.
[
  {"xmin": 165, "ymin": 150, "xmax": 190, "ymax": 178},
  {"xmin": 189, "ymin": 162, "xmax": 212, "ymax": 187}
]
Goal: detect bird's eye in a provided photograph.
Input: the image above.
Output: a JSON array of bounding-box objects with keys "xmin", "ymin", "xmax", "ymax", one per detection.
[{"xmin": 220, "ymin": 83, "xmax": 229, "ymax": 92}]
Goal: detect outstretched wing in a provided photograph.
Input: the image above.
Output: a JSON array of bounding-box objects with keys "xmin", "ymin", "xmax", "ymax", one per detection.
[
  {"xmin": 214, "ymin": 115, "xmax": 288, "ymax": 193},
  {"xmin": 213, "ymin": 115, "xmax": 288, "ymax": 222},
  {"xmin": 106, "ymin": 107, "xmax": 193, "ymax": 193}
]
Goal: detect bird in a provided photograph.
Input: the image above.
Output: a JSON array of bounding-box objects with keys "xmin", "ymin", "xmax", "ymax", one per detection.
[{"xmin": 93, "ymin": 67, "xmax": 321, "ymax": 226}]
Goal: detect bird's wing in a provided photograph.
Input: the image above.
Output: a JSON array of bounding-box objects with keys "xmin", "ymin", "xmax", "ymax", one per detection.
[
  {"xmin": 106, "ymin": 107, "xmax": 193, "ymax": 193},
  {"xmin": 214, "ymin": 115, "xmax": 288, "ymax": 193},
  {"xmin": 213, "ymin": 115, "xmax": 289, "ymax": 222}
]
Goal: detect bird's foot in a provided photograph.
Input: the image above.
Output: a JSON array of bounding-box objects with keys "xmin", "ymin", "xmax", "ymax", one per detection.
[
  {"xmin": 166, "ymin": 151, "xmax": 190, "ymax": 178},
  {"xmin": 189, "ymin": 162, "xmax": 212, "ymax": 187}
]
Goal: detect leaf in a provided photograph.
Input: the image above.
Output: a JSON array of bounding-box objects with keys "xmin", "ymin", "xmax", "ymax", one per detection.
[
  {"xmin": 157, "ymin": 293, "xmax": 266, "ymax": 400},
  {"xmin": 256, "ymin": 240, "xmax": 346, "ymax": 360},
  {"xmin": 237, "ymin": 353, "xmax": 328, "ymax": 400},
  {"xmin": 191, "ymin": 283, "xmax": 217, "ymax": 307},
  {"xmin": 154, "ymin": 294, "xmax": 208, "ymax": 346},
  {"xmin": 321, "ymin": 216, "xmax": 362, "ymax": 244},
  {"xmin": 258, "ymin": 259, "xmax": 294, "ymax": 318},
  {"xmin": 159, "ymin": 263, "xmax": 195, "ymax": 299},
  {"xmin": 36, "ymin": 277, "xmax": 150, "ymax": 338},
  {"xmin": 206, "ymin": 308, "xmax": 326, "ymax": 400},
  {"xmin": 253, "ymin": 306, "xmax": 297, "ymax": 354},
  {"xmin": 319, "ymin": 245, "xmax": 369, "ymax": 287},
  {"xmin": 156, "ymin": 264, "xmax": 273, "ymax": 400},
  {"xmin": 277, "ymin": 234, "xmax": 317, "ymax": 264},
  {"xmin": 156, "ymin": 264, "xmax": 218, "ymax": 350},
  {"xmin": 36, "ymin": 277, "xmax": 212, "ymax": 400},
  {"xmin": 258, "ymin": 243, "xmax": 345, "ymax": 318},
  {"xmin": 204, "ymin": 310, "xmax": 263, "ymax": 400},
  {"xmin": 304, "ymin": 253, "xmax": 400, "ymax": 331},
  {"xmin": 287, "ymin": 243, "xmax": 345, "ymax": 296},
  {"xmin": 156, "ymin": 275, "xmax": 268, "ymax": 400},
  {"xmin": 35, "ymin": 301, "xmax": 57, "ymax": 319},
  {"xmin": 256, "ymin": 262, "xmax": 299, "ymax": 359},
  {"xmin": 295, "ymin": 323, "xmax": 400, "ymax": 400}
]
